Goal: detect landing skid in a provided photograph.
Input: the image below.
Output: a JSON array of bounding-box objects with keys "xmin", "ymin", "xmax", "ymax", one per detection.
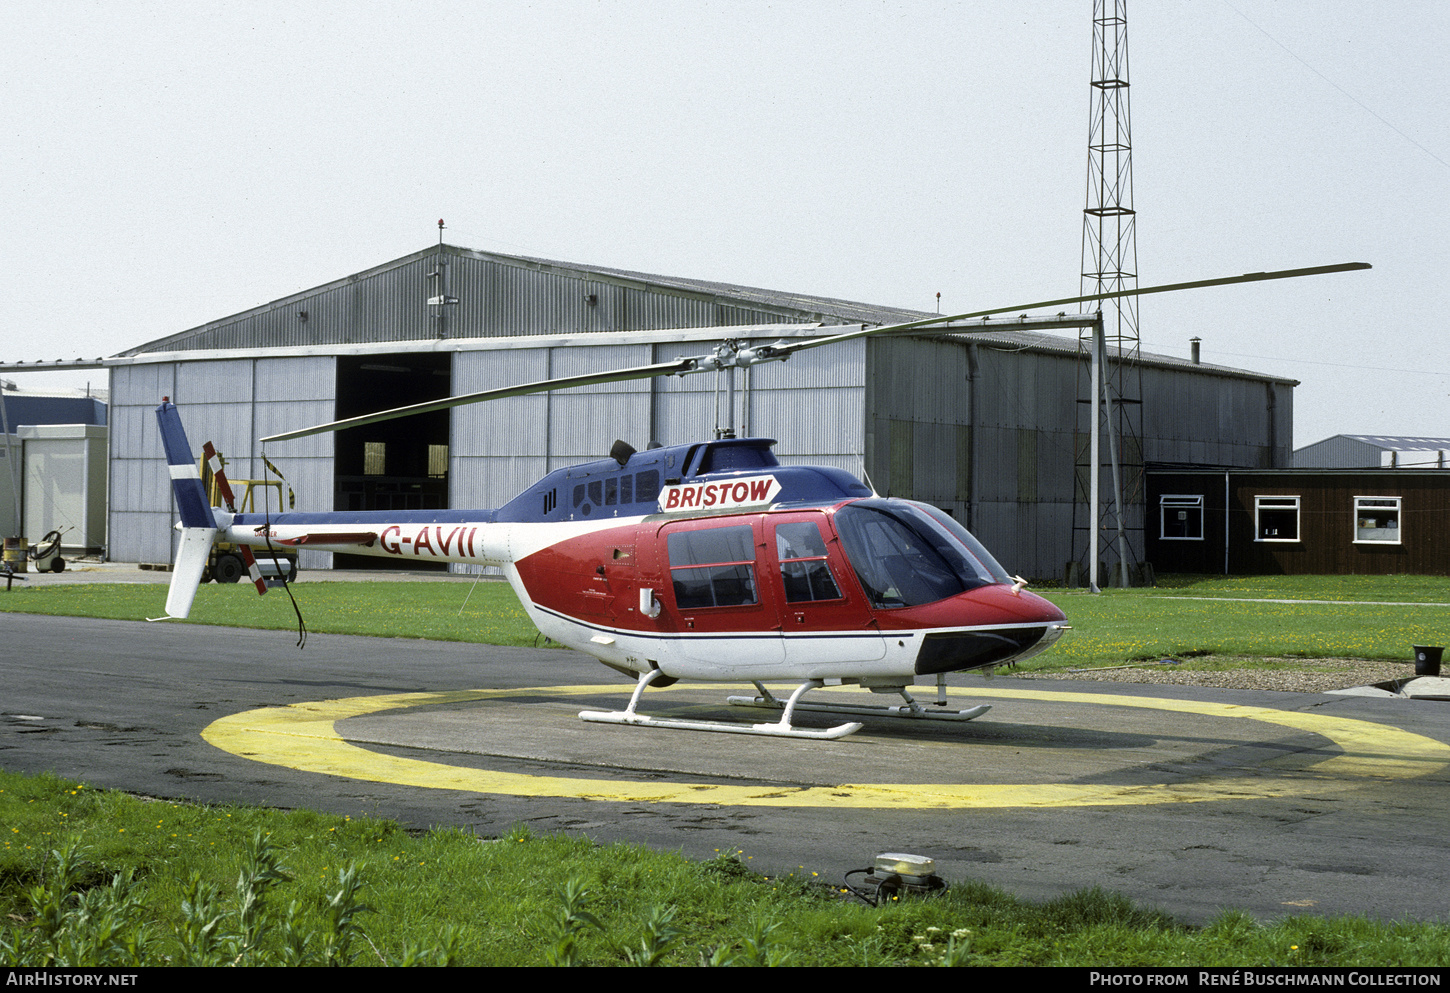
[
  {"xmin": 579, "ymin": 671, "xmax": 863, "ymax": 740},
  {"xmin": 727, "ymin": 682, "xmax": 992, "ymax": 723}
]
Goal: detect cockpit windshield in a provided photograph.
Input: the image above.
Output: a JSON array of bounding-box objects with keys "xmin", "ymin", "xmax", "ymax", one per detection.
[{"xmin": 833, "ymin": 500, "xmax": 1010, "ymax": 608}]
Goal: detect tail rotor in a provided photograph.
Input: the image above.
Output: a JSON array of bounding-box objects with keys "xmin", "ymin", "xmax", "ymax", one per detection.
[{"xmin": 202, "ymin": 441, "xmax": 268, "ymax": 597}]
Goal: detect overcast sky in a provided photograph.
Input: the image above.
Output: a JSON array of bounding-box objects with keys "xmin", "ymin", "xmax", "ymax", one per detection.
[{"xmin": 2, "ymin": 0, "xmax": 1444, "ymax": 448}]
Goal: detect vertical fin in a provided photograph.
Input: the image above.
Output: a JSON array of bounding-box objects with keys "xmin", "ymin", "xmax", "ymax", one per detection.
[
  {"xmin": 157, "ymin": 400, "xmax": 218, "ymax": 531},
  {"xmin": 149, "ymin": 399, "xmax": 218, "ymax": 621},
  {"xmin": 157, "ymin": 526, "xmax": 217, "ymax": 620}
]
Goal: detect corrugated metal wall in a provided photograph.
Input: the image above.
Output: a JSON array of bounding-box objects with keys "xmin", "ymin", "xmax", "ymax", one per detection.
[
  {"xmin": 451, "ymin": 343, "xmax": 655, "ymax": 513},
  {"xmin": 109, "ymin": 357, "xmax": 335, "ymax": 567},
  {"xmin": 109, "ymin": 363, "xmax": 176, "ymax": 564},
  {"xmin": 862, "ymin": 336, "xmax": 1289, "ymax": 580},
  {"xmin": 1292, "ymin": 435, "xmax": 1379, "ymax": 468},
  {"xmin": 745, "ymin": 337, "xmax": 866, "ymax": 476},
  {"xmin": 449, "ymin": 336, "xmax": 869, "ymax": 517},
  {"xmin": 107, "ymin": 248, "xmax": 1293, "ymax": 584},
  {"xmin": 1140, "ymin": 369, "xmax": 1290, "ymax": 468}
]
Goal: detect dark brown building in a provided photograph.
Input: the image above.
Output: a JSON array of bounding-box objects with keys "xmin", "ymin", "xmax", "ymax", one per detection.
[{"xmin": 1146, "ymin": 468, "xmax": 1450, "ymax": 575}]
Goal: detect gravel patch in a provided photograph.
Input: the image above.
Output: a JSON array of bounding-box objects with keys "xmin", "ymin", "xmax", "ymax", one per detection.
[{"xmin": 1007, "ymin": 657, "xmax": 1419, "ymax": 694}]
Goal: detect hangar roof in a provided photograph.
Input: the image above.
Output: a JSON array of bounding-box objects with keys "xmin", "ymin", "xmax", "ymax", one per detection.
[
  {"xmin": 118, "ymin": 244, "xmax": 931, "ymax": 357},
  {"xmin": 106, "ymin": 243, "xmax": 1294, "ymax": 386}
]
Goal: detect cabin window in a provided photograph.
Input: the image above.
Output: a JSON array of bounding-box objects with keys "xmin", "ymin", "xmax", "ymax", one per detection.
[
  {"xmin": 1354, "ymin": 496, "xmax": 1402, "ymax": 544},
  {"xmin": 635, "ymin": 469, "xmax": 660, "ymax": 504},
  {"xmin": 619, "ymin": 474, "xmax": 633, "ymax": 505},
  {"xmin": 1160, "ymin": 494, "xmax": 1204, "ymax": 540},
  {"xmin": 775, "ymin": 521, "xmax": 842, "ymax": 603},
  {"xmin": 668, "ymin": 525, "xmax": 758, "ymax": 609},
  {"xmin": 604, "ymin": 477, "xmax": 617, "ymax": 506},
  {"xmin": 1255, "ymin": 496, "xmax": 1300, "ymax": 542}
]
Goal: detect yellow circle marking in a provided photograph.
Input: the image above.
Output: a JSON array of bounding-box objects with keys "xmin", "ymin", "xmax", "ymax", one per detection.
[{"xmin": 202, "ymin": 684, "xmax": 1450, "ymax": 809}]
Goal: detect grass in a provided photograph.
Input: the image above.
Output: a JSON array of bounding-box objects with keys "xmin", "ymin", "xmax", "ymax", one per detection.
[
  {"xmin": 1022, "ymin": 574, "xmax": 1450, "ymax": 673},
  {"xmin": 1145, "ymin": 573, "xmax": 1450, "ymax": 602},
  {"xmin": 3, "ymin": 572, "xmax": 1446, "ymax": 673},
  {"xmin": 4, "ymin": 769, "xmax": 1449, "ymax": 967},
  {"xmin": 0, "ymin": 578, "xmax": 544, "ymax": 646}
]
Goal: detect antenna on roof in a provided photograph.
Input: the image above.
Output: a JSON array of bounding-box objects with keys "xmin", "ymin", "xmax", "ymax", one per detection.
[{"xmin": 437, "ymin": 218, "xmax": 446, "ymax": 247}]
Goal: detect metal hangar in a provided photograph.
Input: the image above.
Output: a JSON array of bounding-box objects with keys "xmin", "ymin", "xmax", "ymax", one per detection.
[{"xmin": 104, "ymin": 244, "xmax": 1295, "ymax": 580}]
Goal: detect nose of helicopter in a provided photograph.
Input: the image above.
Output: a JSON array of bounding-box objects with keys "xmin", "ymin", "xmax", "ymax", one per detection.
[
  {"xmin": 909, "ymin": 582, "xmax": 1068, "ymax": 675},
  {"xmin": 963, "ymin": 581, "xmax": 1067, "ymax": 624}
]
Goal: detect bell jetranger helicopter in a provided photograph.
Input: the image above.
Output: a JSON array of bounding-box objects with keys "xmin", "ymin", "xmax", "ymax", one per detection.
[{"xmin": 154, "ymin": 262, "xmax": 1368, "ymax": 740}]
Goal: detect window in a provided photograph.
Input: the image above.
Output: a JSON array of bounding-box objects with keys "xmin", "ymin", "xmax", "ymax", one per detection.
[
  {"xmin": 775, "ymin": 521, "xmax": 842, "ymax": 603},
  {"xmin": 668, "ymin": 525, "xmax": 758, "ymax": 609},
  {"xmin": 1354, "ymin": 496, "xmax": 1402, "ymax": 544},
  {"xmin": 363, "ymin": 442, "xmax": 386, "ymax": 476},
  {"xmin": 1160, "ymin": 494, "xmax": 1204, "ymax": 540},
  {"xmin": 635, "ymin": 469, "xmax": 660, "ymax": 504},
  {"xmin": 427, "ymin": 444, "xmax": 449, "ymax": 478},
  {"xmin": 833, "ymin": 502, "xmax": 998, "ymax": 608},
  {"xmin": 1255, "ymin": 496, "xmax": 1300, "ymax": 542}
]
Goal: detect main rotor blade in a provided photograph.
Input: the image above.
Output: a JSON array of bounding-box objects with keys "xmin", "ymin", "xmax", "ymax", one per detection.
[
  {"xmin": 260, "ymin": 357, "xmax": 695, "ymax": 443},
  {"xmin": 261, "ymin": 261, "xmax": 1369, "ymax": 444},
  {"xmin": 764, "ymin": 262, "xmax": 1372, "ymax": 359}
]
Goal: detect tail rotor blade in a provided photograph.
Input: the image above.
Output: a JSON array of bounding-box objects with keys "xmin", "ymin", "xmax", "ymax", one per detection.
[{"xmin": 237, "ymin": 545, "xmax": 268, "ymax": 596}]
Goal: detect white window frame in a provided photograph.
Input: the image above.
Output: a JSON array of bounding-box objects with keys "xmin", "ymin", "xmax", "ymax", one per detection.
[
  {"xmin": 1254, "ymin": 496, "xmax": 1301, "ymax": 543},
  {"xmin": 1353, "ymin": 496, "xmax": 1402, "ymax": 545},
  {"xmin": 1159, "ymin": 494, "xmax": 1205, "ymax": 541}
]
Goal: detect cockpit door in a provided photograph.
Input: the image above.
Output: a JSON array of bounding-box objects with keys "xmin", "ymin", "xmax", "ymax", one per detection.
[
  {"xmin": 769, "ymin": 514, "xmax": 886, "ymax": 663},
  {"xmin": 658, "ymin": 517, "xmax": 785, "ymax": 670}
]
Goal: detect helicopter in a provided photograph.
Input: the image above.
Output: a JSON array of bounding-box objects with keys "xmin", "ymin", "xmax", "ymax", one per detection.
[{"xmin": 153, "ymin": 262, "xmax": 1369, "ymax": 740}]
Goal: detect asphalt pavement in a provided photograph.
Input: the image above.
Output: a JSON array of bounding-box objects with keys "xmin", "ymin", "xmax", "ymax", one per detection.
[{"xmin": 4, "ymin": 593, "xmax": 1450, "ymax": 926}]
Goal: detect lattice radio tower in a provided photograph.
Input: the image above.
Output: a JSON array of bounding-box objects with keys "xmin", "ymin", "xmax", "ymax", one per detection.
[{"xmin": 1072, "ymin": 0, "xmax": 1144, "ymax": 589}]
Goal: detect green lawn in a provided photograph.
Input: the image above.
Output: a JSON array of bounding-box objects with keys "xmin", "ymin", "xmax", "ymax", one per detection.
[
  {"xmin": 5, "ymin": 769, "xmax": 1449, "ymax": 967},
  {"xmin": 0, "ymin": 578, "xmax": 544, "ymax": 646},
  {"xmin": 1035, "ymin": 575, "xmax": 1450, "ymax": 670},
  {"xmin": 3, "ymin": 573, "xmax": 1445, "ymax": 670}
]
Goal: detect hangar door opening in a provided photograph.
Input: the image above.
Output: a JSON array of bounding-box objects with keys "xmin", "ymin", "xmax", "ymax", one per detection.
[{"xmin": 334, "ymin": 353, "xmax": 451, "ymax": 570}]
